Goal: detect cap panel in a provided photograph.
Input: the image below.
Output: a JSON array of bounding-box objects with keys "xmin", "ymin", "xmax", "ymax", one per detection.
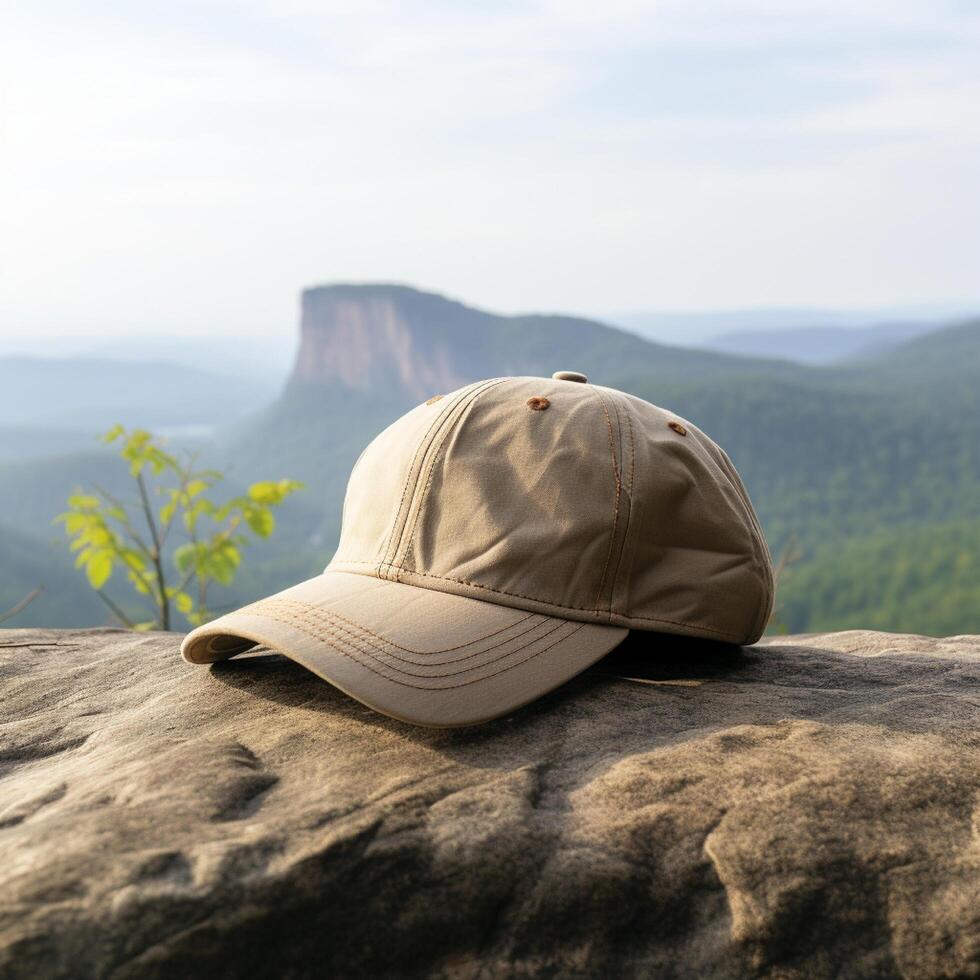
[
  {"xmin": 396, "ymin": 378, "xmax": 622, "ymax": 615},
  {"xmin": 594, "ymin": 386, "xmax": 638, "ymax": 616},
  {"xmin": 327, "ymin": 374, "xmax": 771, "ymax": 643},
  {"xmin": 616, "ymin": 393, "xmax": 772, "ymax": 643},
  {"xmin": 332, "ymin": 380, "xmax": 487, "ymax": 574}
]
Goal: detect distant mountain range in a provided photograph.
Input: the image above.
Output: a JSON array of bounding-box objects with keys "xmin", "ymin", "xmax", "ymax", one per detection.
[
  {"xmin": 0, "ymin": 356, "xmax": 277, "ymax": 428},
  {"xmin": 0, "ymin": 334, "xmax": 297, "ymax": 385},
  {"xmin": 609, "ymin": 304, "xmax": 976, "ymax": 349},
  {"xmin": 700, "ymin": 320, "xmax": 941, "ymax": 365},
  {"xmin": 608, "ymin": 305, "xmax": 980, "ymax": 365},
  {"xmin": 0, "ymin": 357, "xmax": 278, "ymax": 460},
  {"xmin": 1, "ymin": 284, "xmax": 977, "ymax": 636}
]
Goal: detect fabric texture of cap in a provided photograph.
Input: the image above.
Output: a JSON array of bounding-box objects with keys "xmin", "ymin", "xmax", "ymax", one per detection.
[{"xmin": 182, "ymin": 374, "xmax": 773, "ymax": 727}]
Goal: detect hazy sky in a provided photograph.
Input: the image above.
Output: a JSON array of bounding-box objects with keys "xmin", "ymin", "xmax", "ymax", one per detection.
[{"xmin": 2, "ymin": 0, "xmax": 979, "ymax": 345}]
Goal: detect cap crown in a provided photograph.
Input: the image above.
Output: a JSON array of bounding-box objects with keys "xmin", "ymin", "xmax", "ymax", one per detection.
[{"xmin": 329, "ymin": 376, "xmax": 773, "ymax": 644}]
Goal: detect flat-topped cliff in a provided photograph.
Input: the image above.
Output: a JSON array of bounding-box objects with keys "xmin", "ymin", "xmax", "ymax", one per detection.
[
  {"xmin": 293, "ymin": 285, "xmax": 481, "ymax": 400},
  {"xmin": 287, "ymin": 284, "xmax": 795, "ymax": 403}
]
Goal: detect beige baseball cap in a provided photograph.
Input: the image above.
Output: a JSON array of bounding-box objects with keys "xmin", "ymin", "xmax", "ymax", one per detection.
[{"xmin": 182, "ymin": 373, "xmax": 773, "ymax": 727}]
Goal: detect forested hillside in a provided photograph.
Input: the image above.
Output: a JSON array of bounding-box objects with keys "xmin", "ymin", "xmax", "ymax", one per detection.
[
  {"xmin": 1, "ymin": 288, "xmax": 976, "ymax": 637},
  {"xmin": 774, "ymin": 519, "xmax": 980, "ymax": 636}
]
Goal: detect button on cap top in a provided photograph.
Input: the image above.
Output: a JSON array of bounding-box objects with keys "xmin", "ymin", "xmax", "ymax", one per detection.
[{"xmin": 552, "ymin": 370, "xmax": 588, "ymax": 383}]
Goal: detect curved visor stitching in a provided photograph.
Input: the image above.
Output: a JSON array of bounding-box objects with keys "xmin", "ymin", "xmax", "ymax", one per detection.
[
  {"xmin": 242, "ymin": 607, "xmax": 582, "ymax": 687},
  {"xmin": 243, "ymin": 599, "xmax": 551, "ymax": 668}
]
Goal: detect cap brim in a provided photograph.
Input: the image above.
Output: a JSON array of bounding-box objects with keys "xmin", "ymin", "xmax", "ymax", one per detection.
[{"xmin": 181, "ymin": 571, "xmax": 627, "ymax": 728}]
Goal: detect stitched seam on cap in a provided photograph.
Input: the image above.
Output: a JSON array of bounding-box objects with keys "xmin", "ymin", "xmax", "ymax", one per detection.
[
  {"xmin": 399, "ymin": 377, "xmax": 512, "ymax": 572},
  {"xmin": 247, "ymin": 604, "xmax": 569, "ymax": 676},
  {"xmin": 377, "ymin": 380, "xmax": 485, "ymax": 579},
  {"xmin": 393, "ymin": 377, "xmax": 505, "ymax": 576},
  {"xmin": 606, "ymin": 390, "xmax": 629, "ymax": 614},
  {"xmin": 329, "ymin": 562, "xmax": 748, "ymax": 643},
  {"xmin": 608, "ymin": 393, "xmax": 637, "ymax": 618},
  {"xmin": 397, "ymin": 568, "xmax": 743, "ymax": 640},
  {"xmin": 591, "ymin": 387, "xmax": 622, "ymax": 615},
  {"xmin": 235, "ymin": 606, "xmax": 584, "ymax": 689},
  {"xmin": 376, "ymin": 390, "xmax": 456, "ymax": 578},
  {"xmin": 398, "ymin": 378, "xmax": 512, "ymax": 575},
  {"xmin": 240, "ymin": 598, "xmax": 548, "ymax": 665},
  {"xmin": 379, "ymin": 381, "xmax": 483, "ymax": 577}
]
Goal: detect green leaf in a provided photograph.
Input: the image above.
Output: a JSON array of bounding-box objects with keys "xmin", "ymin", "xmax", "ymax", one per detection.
[
  {"xmin": 247, "ymin": 479, "xmax": 304, "ymax": 505},
  {"xmin": 119, "ymin": 547, "xmax": 146, "ymax": 570},
  {"xmin": 67, "ymin": 494, "xmax": 100, "ymax": 510},
  {"xmin": 86, "ymin": 551, "xmax": 113, "ymax": 590},
  {"xmin": 173, "ymin": 543, "xmax": 198, "ymax": 576},
  {"xmin": 246, "ymin": 481, "xmax": 280, "ymax": 504},
  {"xmin": 186, "ymin": 600, "xmax": 215, "ymax": 627},
  {"xmin": 88, "ymin": 526, "xmax": 112, "ymax": 548},
  {"xmin": 222, "ymin": 540, "xmax": 241, "ymax": 567},
  {"xmin": 159, "ymin": 498, "xmax": 177, "ymax": 526},
  {"xmin": 59, "ymin": 512, "xmax": 92, "ymax": 534},
  {"xmin": 245, "ymin": 507, "xmax": 275, "ymax": 537},
  {"xmin": 174, "ymin": 592, "xmax": 193, "ymax": 615},
  {"xmin": 203, "ymin": 540, "xmax": 241, "ymax": 585}
]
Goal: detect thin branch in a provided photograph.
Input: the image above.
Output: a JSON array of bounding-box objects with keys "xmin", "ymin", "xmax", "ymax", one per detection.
[
  {"xmin": 93, "ymin": 483, "xmax": 154, "ymax": 559},
  {"xmin": 137, "ymin": 472, "xmax": 163, "ymax": 557},
  {"xmin": 95, "ymin": 589, "xmax": 138, "ymax": 629},
  {"xmin": 0, "ymin": 587, "xmax": 44, "ymax": 624},
  {"xmin": 137, "ymin": 472, "xmax": 170, "ymax": 630},
  {"xmin": 173, "ymin": 564, "xmax": 197, "ymax": 597},
  {"xmin": 158, "ymin": 455, "xmax": 198, "ymax": 549},
  {"xmin": 88, "ymin": 485, "xmax": 161, "ymax": 601},
  {"xmin": 769, "ymin": 533, "xmax": 805, "ymax": 634},
  {"xmin": 186, "ymin": 488, "xmax": 207, "ymax": 618},
  {"xmin": 772, "ymin": 533, "xmax": 803, "ymax": 585},
  {"xmin": 199, "ymin": 575, "xmax": 210, "ymax": 619}
]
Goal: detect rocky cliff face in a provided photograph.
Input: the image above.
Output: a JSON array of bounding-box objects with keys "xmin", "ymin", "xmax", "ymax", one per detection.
[{"xmin": 292, "ymin": 285, "xmax": 476, "ymax": 401}]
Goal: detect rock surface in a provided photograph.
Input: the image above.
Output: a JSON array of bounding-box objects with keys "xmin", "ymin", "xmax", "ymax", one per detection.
[{"xmin": 2, "ymin": 628, "xmax": 979, "ymax": 979}]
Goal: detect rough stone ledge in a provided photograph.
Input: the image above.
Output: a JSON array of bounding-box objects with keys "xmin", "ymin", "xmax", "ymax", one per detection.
[{"xmin": 1, "ymin": 628, "xmax": 979, "ymax": 979}]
